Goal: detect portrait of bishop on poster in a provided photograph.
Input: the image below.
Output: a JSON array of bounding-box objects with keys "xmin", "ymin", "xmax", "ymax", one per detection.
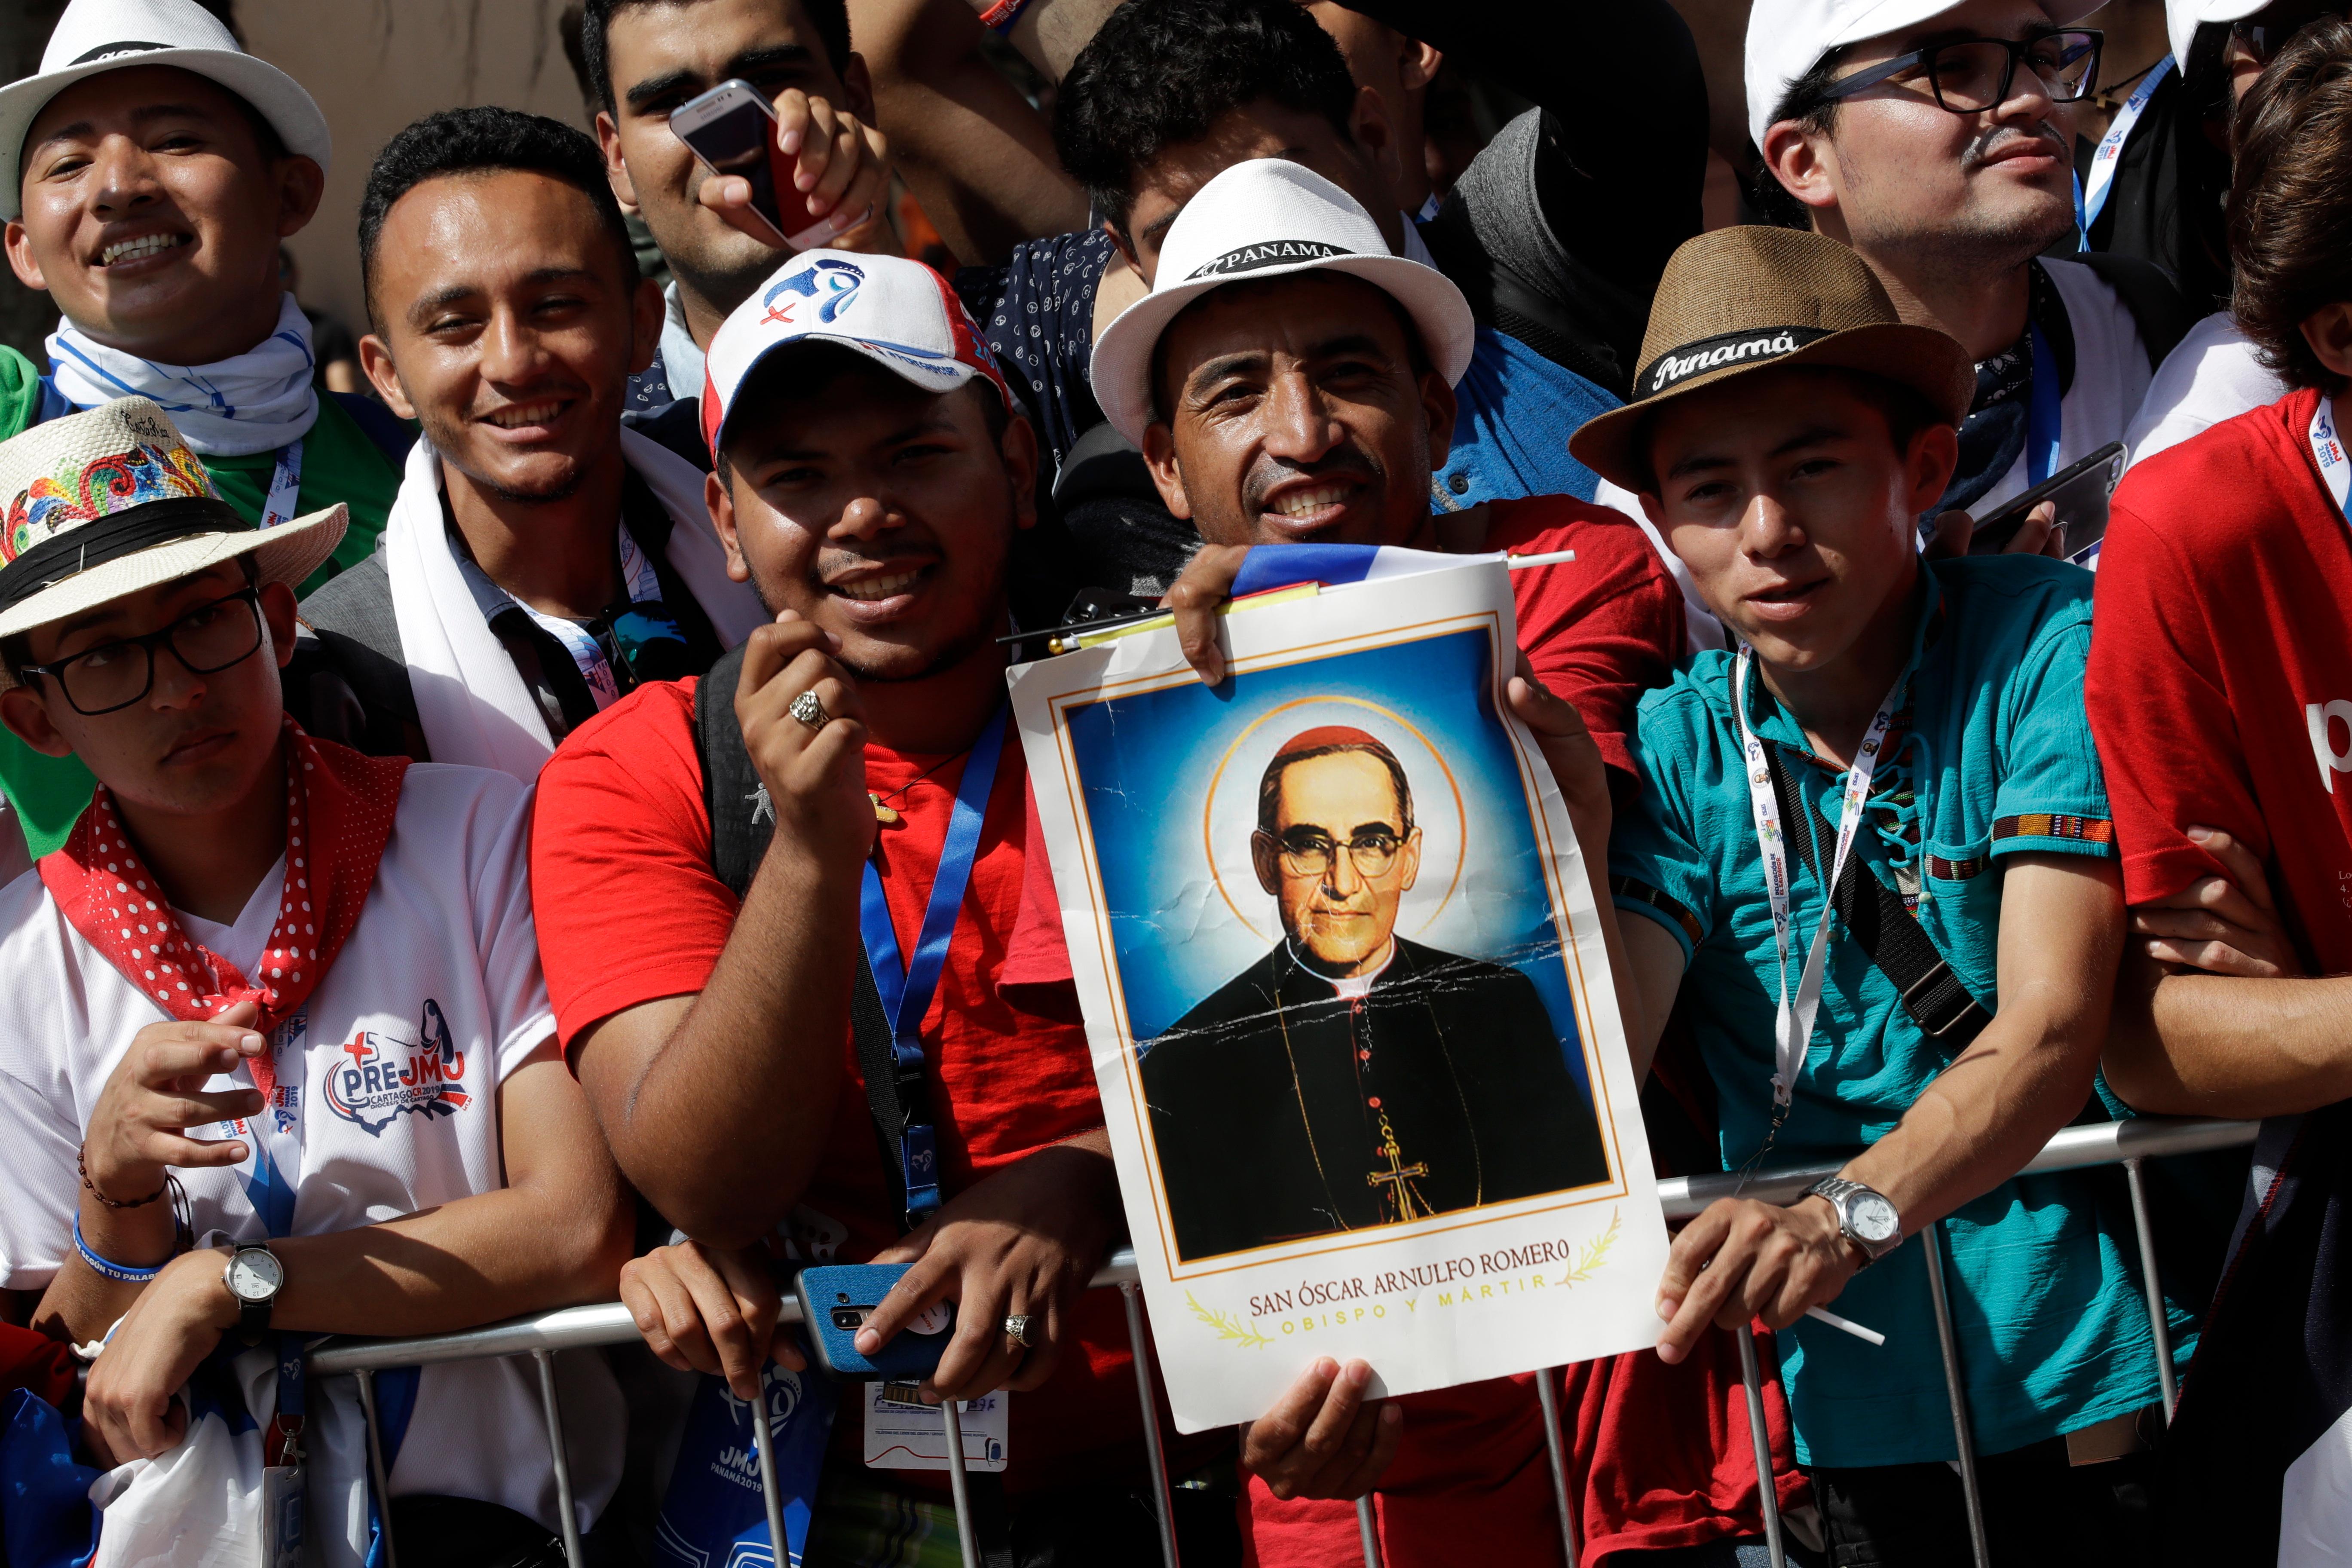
[{"xmin": 1010, "ymin": 555, "xmax": 1668, "ymax": 1431}]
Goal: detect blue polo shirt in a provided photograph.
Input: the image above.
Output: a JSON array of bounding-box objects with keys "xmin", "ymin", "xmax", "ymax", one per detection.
[{"xmin": 1610, "ymin": 554, "xmax": 2187, "ymax": 1467}]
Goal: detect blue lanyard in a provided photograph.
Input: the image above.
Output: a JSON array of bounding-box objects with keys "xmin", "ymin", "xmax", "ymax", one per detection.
[
  {"xmin": 856, "ymin": 710, "xmax": 1009, "ymax": 1223},
  {"xmin": 2026, "ymin": 321, "xmax": 2061, "ymax": 487}
]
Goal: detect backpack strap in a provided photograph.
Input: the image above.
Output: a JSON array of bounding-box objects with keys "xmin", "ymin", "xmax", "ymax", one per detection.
[
  {"xmin": 692, "ymin": 644, "xmax": 918, "ymax": 1229},
  {"xmin": 2073, "ymin": 251, "xmax": 2196, "ymax": 371},
  {"xmin": 1765, "ymin": 743, "xmax": 1991, "ymax": 1049}
]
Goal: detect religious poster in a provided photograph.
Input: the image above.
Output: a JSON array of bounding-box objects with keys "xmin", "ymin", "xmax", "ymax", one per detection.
[{"xmin": 1009, "ymin": 554, "xmax": 1669, "ymax": 1432}]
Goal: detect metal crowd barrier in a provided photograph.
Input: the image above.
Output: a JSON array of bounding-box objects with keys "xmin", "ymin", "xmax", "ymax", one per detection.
[{"xmin": 304, "ymin": 1116, "xmax": 2257, "ymax": 1568}]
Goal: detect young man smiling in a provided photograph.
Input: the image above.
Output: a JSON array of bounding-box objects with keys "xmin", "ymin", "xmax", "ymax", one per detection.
[
  {"xmin": 0, "ymin": 398, "xmax": 631, "ymax": 1565},
  {"xmin": 1571, "ymin": 225, "xmax": 2172, "ymax": 1565},
  {"xmin": 531, "ymin": 248, "xmax": 1393, "ymax": 1561},
  {"xmin": 1747, "ymin": 0, "xmax": 2180, "ymax": 522},
  {"xmin": 583, "ymin": 0, "xmax": 895, "ymax": 464},
  {"xmin": 0, "ymin": 0, "xmax": 412, "ymax": 854},
  {"xmin": 297, "ymin": 107, "xmax": 765, "ymax": 776}
]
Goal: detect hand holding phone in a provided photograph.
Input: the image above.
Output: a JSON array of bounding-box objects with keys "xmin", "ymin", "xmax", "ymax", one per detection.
[
  {"xmin": 671, "ymin": 80, "xmax": 887, "ymax": 252},
  {"xmin": 1964, "ymin": 441, "xmax": 2126, "ymax": 560},
  {"xmin": 797, "ymin": 1263, "xmax": 958, "ymax": 1380}
]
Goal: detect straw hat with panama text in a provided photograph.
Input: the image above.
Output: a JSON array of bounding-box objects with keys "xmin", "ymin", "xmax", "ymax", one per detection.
[
  {"xmin": 0, "ymin": 397, "xmax": 344, "ymax": 685},
  {"xmin": 1568, "ymin": 226, "xmax": 1973, "ymax": 495}
]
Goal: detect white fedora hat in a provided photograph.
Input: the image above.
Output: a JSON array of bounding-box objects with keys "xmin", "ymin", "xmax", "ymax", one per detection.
[
  {"xmin": 1088, "ymin": 158, "xmax": 1476, "ymax": 448},
  {"xmin": 0, "ymin": 397, "xmax": 343, "ymax": 674},
  {"xmin": 1, "ymin": 0, "xmax": 331, "ymax": 220}
]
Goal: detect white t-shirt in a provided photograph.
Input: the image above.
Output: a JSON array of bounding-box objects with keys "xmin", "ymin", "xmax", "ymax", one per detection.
[
  {"xmin": 1972, "ymin": 257, "xmax": 2155, "ymax": 518},
  {"xmin": 2124, "ymin": 310, "xmax": 2288, "ymax": 470},
  {"xmin": 0, "ymin": 763, "xmax": 619, "ymax": 1545}
]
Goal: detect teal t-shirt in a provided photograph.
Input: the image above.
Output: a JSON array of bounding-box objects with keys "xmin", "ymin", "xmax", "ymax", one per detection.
[
  {"xmin": 0, "ymin": 347, "xmax": 403, "ymax": 856},
  {"xmin": 1609, "ymin": 555, "xmax": 2187, "ymax": 1468}
]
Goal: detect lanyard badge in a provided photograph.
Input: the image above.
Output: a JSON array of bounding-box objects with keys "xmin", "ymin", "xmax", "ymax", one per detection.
[
  {"xmin": 1731, "ymin": 647, "xmax": 1904, "ymax": 1111},
  {"xmin": 857, "ymin": 711, "xmax": 1010, "ymax": 1226},
  {"xmin": 2078, "ymin": 57, "xmax": 2172, "ymax": 242},
  {"xmin": 259, "ymin": 439, "xmax": 306, "ymax": 532}
]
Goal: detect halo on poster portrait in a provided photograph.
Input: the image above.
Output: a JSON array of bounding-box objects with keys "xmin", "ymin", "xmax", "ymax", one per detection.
[{"xmin": 1202, "ymin": 695, "xmax": 1467, "ymax": 945}]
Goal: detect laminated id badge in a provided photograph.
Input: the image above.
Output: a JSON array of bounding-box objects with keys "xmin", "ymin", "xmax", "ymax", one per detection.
[
  {"xmin": 260, "ymin": 1458, "xmax": 305, "ymax": 1568},
  {"xmin": 861, "ymin": 1383, "xmax": 1008, "ymax": 1472}
]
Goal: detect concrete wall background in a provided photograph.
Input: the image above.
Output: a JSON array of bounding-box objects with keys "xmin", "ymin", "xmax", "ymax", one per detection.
[{"xmin": 242, "ymin": 0, "xmax": 590, "ymax": 349}]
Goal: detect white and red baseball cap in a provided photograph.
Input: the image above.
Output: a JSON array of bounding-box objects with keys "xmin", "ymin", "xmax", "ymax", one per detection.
[{"xmin": 701, "ymin": 249, "xmax": 1014, "ymax": 462}]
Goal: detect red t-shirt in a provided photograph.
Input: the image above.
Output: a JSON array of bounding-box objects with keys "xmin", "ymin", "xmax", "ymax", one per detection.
[
  {"xmin": 2092, "ymin": 386, "xmax": 2352, "ymax": 969},
  {"xmin": 1485, "ymin": 496, "xmax": 1685, "ymax": 778},
  {"xmin": 530, "ymin": 682, "xmax": 1188, "ymax": 1489}
]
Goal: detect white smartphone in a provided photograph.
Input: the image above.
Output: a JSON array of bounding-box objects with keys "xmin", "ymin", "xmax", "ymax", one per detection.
[{"xmin": 669, "ymin": 78, "xmax": 833, "ymax": 250}]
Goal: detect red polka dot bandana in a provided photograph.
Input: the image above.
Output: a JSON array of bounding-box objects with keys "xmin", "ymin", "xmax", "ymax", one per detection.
[{"xmin": 40, "ymin": 718, "xmax": 409, "ymax": 1101}]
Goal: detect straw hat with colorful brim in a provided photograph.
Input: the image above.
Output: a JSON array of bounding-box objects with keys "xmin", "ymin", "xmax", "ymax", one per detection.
[
  {"xmin": 0, "ymin": 397, "xmax": 344, "ymax": 679},
  {"xmin": 1567, "ymin": 226, "xmax": 1974, "ymax": 496},
  {"xmin": 1088, "ymin": 158, "xmax": 1475, "ymax": 449},
  {"xmin": 0, "ymin": 0, "xmax": 331, "ymax": 221}
]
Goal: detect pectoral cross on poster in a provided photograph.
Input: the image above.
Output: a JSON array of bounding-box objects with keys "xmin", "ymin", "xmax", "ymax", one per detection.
[{"xmin": 1366, "ymin": 1111, "xmax": 1430, "ymax": 1224}]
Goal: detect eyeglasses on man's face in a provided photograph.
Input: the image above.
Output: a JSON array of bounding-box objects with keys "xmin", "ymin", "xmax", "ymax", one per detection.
[
  {"xmin": 1277, "ymin": 827, "xmax": 1408, "ymax": 879},
  {"xmin": 1822, "ymin": 30, "xmax": 2104, "ymax": 116},
  {"xmin": 20, "ymin": 586, "xmax": 266, "ymax": 717}
]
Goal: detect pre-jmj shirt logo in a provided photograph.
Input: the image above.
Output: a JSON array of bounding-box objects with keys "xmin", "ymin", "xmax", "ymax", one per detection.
[{"xmin": 325, "ymin": 998, "xmax": 472, "ymax": 1136}]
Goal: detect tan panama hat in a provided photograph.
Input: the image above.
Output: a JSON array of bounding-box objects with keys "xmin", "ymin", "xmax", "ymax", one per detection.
[
  {"xmin": 0, "ymin": 397, "xmax": 343, "ymax": 680},
  {"xmin": 1568, "ymin": 227, "xmax": 1974, "ymax": 494}
]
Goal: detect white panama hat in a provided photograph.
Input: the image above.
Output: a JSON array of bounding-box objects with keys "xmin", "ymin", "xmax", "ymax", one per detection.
[
  {"xmin": 1, "ymin": 0, "xmax": 331, "ymax": 220},
  {"xmin": 1087, "ymin": 158, "xmax": 1476, "ymax": 449},
  {"xmin": 2164, "ymin": 0, "xmax": 2272, "ymax": 71},
  {"xmin": 1744, "ymin": 0, "xmax": 2107, "ymax": 151},
  {"xmin": 0, "ymin": 397, "xmax": 344, "ymax": 677}
]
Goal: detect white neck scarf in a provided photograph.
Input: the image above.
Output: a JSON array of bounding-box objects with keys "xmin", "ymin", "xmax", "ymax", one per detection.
[
  {"xmin": 47, "ymin": 293, "xmax": 319, "ymax": 456},
  {"xmin": 384, "ymin": 428, "xmax": 769, "ymax": 780}
]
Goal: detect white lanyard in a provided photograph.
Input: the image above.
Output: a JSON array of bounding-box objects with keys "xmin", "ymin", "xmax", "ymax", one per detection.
[
  {"xmin": 2080, "ymin": 57, "xmax": 2171, "ymax": 236},
  {"xmin": 258, "ymin": 439, "xmax": 305, "ymax": 531},
  {"xmin": 2311, "ymin": 396, "xmax": 2352, "ymax": 520},
  {"xmin": 1731, "ymin": 646, "xmax": 1904, "ymax": 1106}
]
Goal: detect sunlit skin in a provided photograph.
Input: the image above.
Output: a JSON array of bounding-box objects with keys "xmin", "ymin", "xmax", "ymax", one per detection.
[
  {"xmin": 1141, "ymin": 272, "xmax": 1454, "ymax": 548},
  {"xmin": 1253, "ymin": 749, "xmax": 1424, "ymax": 978},
  {"xmin": 1301, "ymin": 3, "xmax": 1442, "ymax": 213},
  {"xmin": 5, "ymin": 65, "xmax": 323, "ymax": 366},
  {"xmin": 1119, "ymin": 96, "xmax": 1404, "ymax": 280},
  {"xmin": 359, "ymin": 169, "xmax": 662, "ymax": 511},
  {"xmin": 707, "ymin": 353, "xmax": 1038, "ymax": 692},
  {"xmin": 1637, "ymin": 367, "xmax": 1957, "ymax": 756},
  {"xmin": 0, "ymin": 563, "xmax": 299, "ymax": 922},
  {"xmin": 595, "ymin": 0, "xmax": 882, "ymax": 340}
]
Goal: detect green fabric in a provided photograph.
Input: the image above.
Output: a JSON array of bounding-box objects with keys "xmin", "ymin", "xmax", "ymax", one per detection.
[
  {"xmin": 199, "ymin": 392, "xmax": 401, "ymax": 591},
  {"xmin": 1609, "ymin": 554, "xmax": 2183, "ymax": 1468},
  {"xmin": 0, "ymin": 382, "xmax": 404, "ymax": 858}
]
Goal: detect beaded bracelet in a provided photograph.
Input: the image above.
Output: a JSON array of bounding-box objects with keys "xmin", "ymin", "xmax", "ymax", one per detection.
[
  {"xmin": 78, "ymin": 1143, "xmax": 168, "ymax": 1209},
  {"xmin": 74, "ymin": 1215, "xmax": 168, "ymax": 1283},
  {"xmin": 976, "ymin": 0, "xmax": 1034, "ymax": 34}
]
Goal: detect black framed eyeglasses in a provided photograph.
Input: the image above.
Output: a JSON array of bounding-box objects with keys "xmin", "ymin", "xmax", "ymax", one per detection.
[
  {"xmin": 1277, "ymin": 827, "xmax": 1407, "ymax": 878},
  {"xmin": 20, "ymin": 587, "xmax": 266, "ymax": 716},
  {"xmin": 1822, "ymin": 30, "xmax": 2104, "ymax": 115}
]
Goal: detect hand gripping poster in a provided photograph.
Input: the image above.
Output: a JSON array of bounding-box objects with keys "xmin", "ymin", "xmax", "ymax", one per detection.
[{"xmin": 1009, "ymin": 553, "xmax": 1668, "ymax": 1431}]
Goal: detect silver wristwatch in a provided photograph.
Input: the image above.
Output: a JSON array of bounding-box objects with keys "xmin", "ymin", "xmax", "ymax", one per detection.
[
  {"xmin": 224, "ymin": 1241, "xmax": 285, "ymax": 1339},
  {"xmin": 1806, "ymin": 1176, "xmax": 1902, "ymax": 1267}
]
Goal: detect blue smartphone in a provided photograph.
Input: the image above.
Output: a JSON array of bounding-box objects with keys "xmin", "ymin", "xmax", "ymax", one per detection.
[{"xmin": 795, "ymin": 1263, "xmax": 958, "ymax": 1379}]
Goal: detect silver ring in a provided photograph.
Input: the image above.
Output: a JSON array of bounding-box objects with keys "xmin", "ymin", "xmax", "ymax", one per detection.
[
  {"xmin": 788, "ymin": 689, "xmax": 831, "ymax": 732},
  {"xmin": 1002, "ymin": 1313, "xmax": 1034, "ymax": 1348}
]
